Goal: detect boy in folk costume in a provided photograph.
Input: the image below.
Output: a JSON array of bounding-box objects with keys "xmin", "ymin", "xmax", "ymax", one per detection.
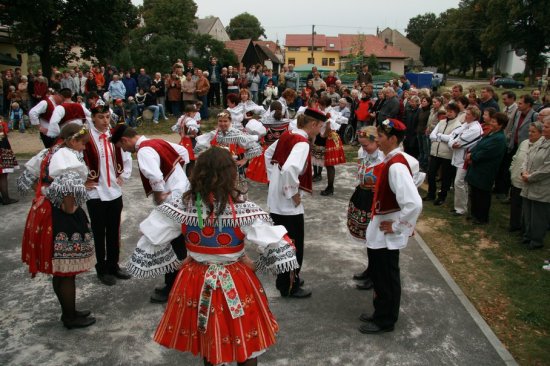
[
  {"xmin": 359, "ymin": 118, "xmax": 422, "ymax": 334},
  {"xmin": 264, "ymin": 108, "xmax": 325, "ymax": 298},
  {"xmin": 28, "ymin": 89, "xmax": 64, "ymax": 148},
  {"xmin": 83, "ymin": 102, "xmax": 133, "ymax": 286},
  {"xmin": 45, "ymin": 88, "xmax": 92, "ymax": 140},
  {"xmin": 111, "ymin": 124, "xmax": 190, "ymax": 303}
]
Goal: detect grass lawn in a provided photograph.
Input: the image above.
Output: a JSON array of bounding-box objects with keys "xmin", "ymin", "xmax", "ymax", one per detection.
[{"xmin": 416, "ymin": 187, "xmax": 550, "ymax": 365}]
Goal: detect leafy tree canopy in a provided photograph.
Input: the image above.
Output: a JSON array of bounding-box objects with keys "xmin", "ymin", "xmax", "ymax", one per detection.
[
  {"xmin": 0, "ymin": 0, "xmax": 138, "ymax": 77},
  {"xmin": 226, "ymin": 12, "xmax": 266, "ymax": 41}
]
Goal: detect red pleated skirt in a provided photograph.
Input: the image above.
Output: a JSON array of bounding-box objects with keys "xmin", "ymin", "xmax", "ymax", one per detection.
[
  {"xmin": 324, "ymin": 132, "xmax": 346, "ymax": 166},
  {"xmin": 180, "ymin": 136, "xmax": 196, "ymax": 161},
  {"xmin": 154, "ymin": 260, "xmax": 279, "ymax": 364},
  {"xmin": 246, "ymin": 148, "xmax": 268, "ymax": 184}
]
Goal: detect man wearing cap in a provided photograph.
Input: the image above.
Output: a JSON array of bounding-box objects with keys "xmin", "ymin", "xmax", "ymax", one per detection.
[
  {"xmin": 29, "ymin": 90, "xmax": 64, "ymax": 147},
  {"xmin": 264, "ymin": 108, "xmax": 325, "ymax": 298},
  {"xmin": 45, "ymin": 88, "xmax": 92, "ymax": 139},
  {"xmin": 111, "ymin": 124, "xmax": 190, "ymax": 303},
  {"xmin": 84, "ymin": 102, "xmax": 133, "ymax": 286},
  {"xmin": 359, "ymin": 118, "xmax": 422, "ymax": 334}
]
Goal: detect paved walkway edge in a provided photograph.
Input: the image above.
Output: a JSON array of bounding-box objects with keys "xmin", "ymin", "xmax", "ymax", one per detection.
[{"xmin": 414, "ymin": 232, "xmax": 518, "ymax": 366}]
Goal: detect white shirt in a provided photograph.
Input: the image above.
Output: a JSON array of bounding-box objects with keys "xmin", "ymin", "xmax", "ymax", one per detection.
[
  {"xmin": 136, "ymin": 136, "xmax": 190, "ymax": 197},
  {"xmin": 47, "ymin": 104, "xmax": 92, "ymax": 137},
  {"xmin": 86, "ymin": 124, "xmax": 133, "ymax": 201},
  {"xmin": 265, "ymin": 129, "xmax": 310, "ymax": 215},
  {"xmin": 28, "ymin": 97, "xmax": 57, "ymax": 129},
  {"xmin": 227, "ymin": 105, "xmax": 245, "ymax": 131},
  {"xmin": 447, "ymin": 121, "xmax": 483, "ymax": 168},
  {"xmin": 366, "ymin": 148, "xmax": 423, "ymax": 250}
]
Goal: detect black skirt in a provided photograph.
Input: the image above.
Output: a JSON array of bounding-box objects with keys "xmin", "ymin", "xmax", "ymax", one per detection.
[{"xmin": 347, "ymin": 186, "xmax": 374, "ymax": 241}]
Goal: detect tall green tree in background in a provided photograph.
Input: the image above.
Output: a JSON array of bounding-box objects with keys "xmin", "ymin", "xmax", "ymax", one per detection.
[
  {"xmin": 226, "ymin": 13, "xmax": 266, "ymax": 41},
  {"xmin": 405, "ymin": 13, "xmax": 440, "ymax": 67},
  {"xmin": 126, "ymin": 0, "xmax": 198, "ymax": 72},
  {"xmin": 483, "ymin": 0, "xmax": 550, "ymax": 82},
  {"xmin": 0, "ymin": 0, "xmax": 138, "ymax": 77}
]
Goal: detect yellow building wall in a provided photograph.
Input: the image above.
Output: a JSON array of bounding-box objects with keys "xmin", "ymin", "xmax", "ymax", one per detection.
[
  {"xmin": 0, "ymin": 43, "xmax": 28, "ymax": 72},
  {"xmin": 284, "ymin": 47, "xmax": 340, "ymax": 70}
]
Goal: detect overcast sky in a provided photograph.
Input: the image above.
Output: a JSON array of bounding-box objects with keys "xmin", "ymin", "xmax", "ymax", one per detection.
[{"xmin": 131, "ymin": 0, "xmax": 460, "ymax": 41}]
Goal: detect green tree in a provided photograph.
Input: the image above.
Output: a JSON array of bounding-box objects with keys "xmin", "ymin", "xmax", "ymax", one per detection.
[
  {"xmin": 365, "ymin": 54, "xmax": 380, "ymax": 75},
  {"xmin": 405, "ymin": 13, "xmax": 438, "ymax": 47},
  {"xmin": 226, "ymin": 13, "xmax": 266, "ymax": 41},
  {"xmin": 483, "ymin": 0, "xmax": 550, "ymax": 83},
  {"xmin": 127, "ymin": 0, "xmax": 198, "ymax": 72},
  {"xmin": 0, "ymin": 0, "xmax": 138, "ymax": 78},
  {"xmin": 191, "ymin": 34, "xmax": 238, "ymax": 69}
]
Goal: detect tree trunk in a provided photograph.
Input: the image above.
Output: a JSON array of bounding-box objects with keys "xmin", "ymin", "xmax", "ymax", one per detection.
[{"xmin": 472, "ymin": 61, "xmax": 477, "ymax": 79}]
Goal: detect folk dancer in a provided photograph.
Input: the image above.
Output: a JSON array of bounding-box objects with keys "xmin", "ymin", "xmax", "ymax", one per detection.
[
  {"xmin": 359, "ymin": 118, "xmax": 423, "ymax": 334},
  {"xmin": 19, "ymin": 124, "xmax": 96, "ymax": 329},
  {"xmin": 127, "ymin": 147, "xmax": 298, "ymax": 366},
  {"xmin": 83, "ymin": 102, "xmax": 133, "ymax": 286},
  {"xmin": 111, "ymin": 124, "xmax": 190, "ymax": 303},
  {"xmin": 45, "ymin": 88, "xmax": 92, "ymax": 140},
  {"xmin": 28, "ymin": 89, "xmax": 64, "ymax": 148},
  {"xmin": 264, "ymin": 108, "xmax": 326, "ymax": 298},
  {"xmin": 348, "ymin": 126, "xmax": 385, "ymax": 290}
]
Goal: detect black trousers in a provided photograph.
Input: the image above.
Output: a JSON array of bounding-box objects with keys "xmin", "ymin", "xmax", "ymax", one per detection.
[
  {"xmin": 509, "ymin": 186, "xmax": 523, "ymax": 231},
  {"xmin": 164, "ymin": 234, "xmax": 187, "ymax": 290},
  {"xmin": 270, "ymin": 213, "xmax": 304, "ymax": 296},
  {"xmin": 86, "ymin": 197, "xmax": 123, "ymax": 275},
  {"xmin": 494, "ymin": 150, "xmax": 514, "ymax": 196},
  {"xmin": 208, "ymin": 82, "xmax": 221, "ymax": 107},
  {"xmin": 40, "ymin": 132, "xmax": 57, "ymax": 149},
  {"xmin": 427, "ymin": 156, "xmax": 456, "ymax": 200},
  {"xmin": 469, "ymin": 184, "xmax": 492, "ymax": 223},
  {"xmin": 368, "ymin": 247, "xmax": 401, "ymax": 328}
]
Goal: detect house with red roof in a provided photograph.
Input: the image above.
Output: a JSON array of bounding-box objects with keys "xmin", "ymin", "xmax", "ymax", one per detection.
[{"xmin": 285, "ymin": 33, "xmax": 407, "ymax": 74}]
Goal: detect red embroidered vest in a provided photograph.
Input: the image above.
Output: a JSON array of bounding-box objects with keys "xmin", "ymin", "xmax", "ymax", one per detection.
[
  {"xmin": 60, "ymin": 103, "xmax": 86, "ymax": 125},
  {"xmin": 84, "ymin": 133, "xmax": 125, "ymax": 182},
  {"xmin": 138, "ymin": 139, "xmax": 183, "ymax": 196},
  {"xmin": 373, "ymin": 153, "xmax": 412, "ymax": 215},
  {"xmin": 41, "ymin": 97, "xmax": 56, "ymax": 121},
  {"xmin": 271, "ymin": 130, "xmax": 312, "ymax": 193}
]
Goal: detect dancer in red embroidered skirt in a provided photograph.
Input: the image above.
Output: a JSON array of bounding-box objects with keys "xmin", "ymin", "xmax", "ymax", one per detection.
[
  {"xmin": 0, "ymin": 116, "xmax": 19, "ymax": 204},
  {"xmin": 127, "ymin": 147, "xmax": 298, "ymax": 365},
  {"xmin": 19, "ymin": 124, "xmax": 96, "ymax": 329},
  {"xmin": 173, "ymin": 104, "xmax": 200, "ymax": 175}
]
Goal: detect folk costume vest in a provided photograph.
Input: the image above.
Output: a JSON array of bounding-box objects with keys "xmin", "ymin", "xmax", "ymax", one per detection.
[
  {"xmin": 373, "ymin": 153, "xmax": 411, "ymax": 215},
  {"xmin": 59, "ymin": 103, "xmax": 86, "ymax": 125},
  {"xmin": 84, "ymin": 133, "xmax": 125, "ymax": 183},
  {"xmin": 138, "ymin": 139, "xmax": 183, "ymax": 196},
  {"xmin": 41, "ymin": 97, "xmax": 56, "ymax": 121},
  {"xmin": 271, "ymin": 130, "xmax": 312, "ymax": 193}
]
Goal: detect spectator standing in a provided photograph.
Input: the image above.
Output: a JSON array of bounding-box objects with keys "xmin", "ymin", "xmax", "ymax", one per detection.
[
  {"xmin": 85, "ymin": 73, "xmax": 98, "ymax": 98},
  {"xmin": 377, "ymin": 87, "xmax": 400, "ymax": 125},
  {"xmin": 220, "ymin": 67, "xmax": 228, "ymax": 108},
  {"xmin": 60, "ymin": 71, "xmax": 77, "ymax": 98},
  {"xmin": 17, "ymin": 76, "xmax": 30, "ymax": 111},
  {"xmin": 137, "ymin": 68, "xmax": 152, "ymax": 92},
  {"xmin": 478, "ymin": 86, "xmax": 500, "ymax": 115},
  {"xmin": 285, "ymin": 64, "xmax": 299, "ymax": 91},
  {"xmin": 324, "ymin": 71, "xmax": 338, "ymax": 88},
  {"xmin": 403, "ymin": 96, "xmax": 420, "ymax": 158},
  {"xmin": 247, "ymin": 65, "xmax": 261, "ymax": 104},
  {"xmin": 166, "ymin": 74, "xmax": 182, "ymax": 117},
  {"xmin": 181, "ymin": 72, "xmax": 196, "ymax": 109},
  {"xmin": 416, "ymin": 96, "xmax": 432, "ymax": 170},
  {"xmin": 357, "ymin": 65, "xmax": 373, "ymax": 85},
  {"xmin": 207, "ymin": 57, "xmax": 221, "ymax": 107},
  {"xmin": 195, "ymin": 70, "xmax": 210, "ymax": 119},
  {"xmin": 122, "ymin": 71, "xmax": 137, "ymax": 100},
  {"xmin": 152, "ymin": 72, "xmax": 165, "ymax": 109}
]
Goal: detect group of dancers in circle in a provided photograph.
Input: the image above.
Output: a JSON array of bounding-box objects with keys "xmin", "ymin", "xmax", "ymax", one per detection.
[{"xmin": 15, "ymin": 86, "xmax": 423, "ymax": 365}]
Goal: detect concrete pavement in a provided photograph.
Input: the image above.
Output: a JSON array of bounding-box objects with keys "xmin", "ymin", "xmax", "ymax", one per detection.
[{"xmin": 0, "ymin": 163, "xmax": 514, "ymax": 365}]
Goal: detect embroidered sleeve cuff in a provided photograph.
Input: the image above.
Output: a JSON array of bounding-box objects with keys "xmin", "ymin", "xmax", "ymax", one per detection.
[
  {"xmin": 126, "ymin": 243, "xmax": 181, "ymax": 279},
  {"xmin": 17, "ymin": 169, "xmax": 38, "ymax": 195},
  {"xmin": 46, "ymin": 171, "xmax": 88, "ymax": 208},
  {"xmin": 255, "ymin": 240, "xmax": 299, "ymax": 275},
  {"xmin": 244, "ymin": 144, "xmax": 263, "ymax": 159}
]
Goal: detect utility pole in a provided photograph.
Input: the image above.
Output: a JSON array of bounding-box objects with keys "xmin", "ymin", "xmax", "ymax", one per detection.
[{"xmin": 311, "ymin": 24, "xmax": 315, "ymax": 65}]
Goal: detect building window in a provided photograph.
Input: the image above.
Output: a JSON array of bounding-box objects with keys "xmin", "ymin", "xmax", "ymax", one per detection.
[
  {"xmin": 288, "ymin": 58, "xmax": 296, "ymax": 65},
  {"xmin": 307, "ymin": 57, "xmax": 315, "ymax": 64},
  {"xmin": 379, "ymin": 62, "xmax": 391, "ymax": 71},
  {"xmin": 329, "ymin": 58, "xmax": 336, "ymax": 66},
  {"xmin": 307, "ymin": 46, "xmax": 323, "ymax": 51},
  {"xmin": 322, "ymin": 58, "xmax": 328, "ymax": 66},
  {"xmin": 287, "ymin": 47, "xmax": 301, "ymax": 51}
]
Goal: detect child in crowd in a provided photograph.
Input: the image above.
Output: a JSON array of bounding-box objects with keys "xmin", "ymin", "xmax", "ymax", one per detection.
[
  {"xmin": 112, "ymin": 99, "xmax": 126, "ymax": 125},
  {"xmin": 9, "ymin": 102, "xmax": 25, "ymax": 133},
  {"xmin": 125, "ymin": 96, "xmax": 138, "ymax": 127}
]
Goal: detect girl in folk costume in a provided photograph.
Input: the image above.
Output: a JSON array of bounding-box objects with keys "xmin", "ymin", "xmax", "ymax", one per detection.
[
  {"xmin": 312, "ymin": 95, "xmax": 347, "ymax": 196},
  {"xmin": 226, "ymin": 93, "xmax": 245, "ymax": 131},
  {"xmin": 127, "ymin": 147, "xmax": 298, "ymax": 366},
  {"xmin": 347, "ymin": 126, "xmax": 385, "ymax": 290},
  {"xmin": 19, "ymin": 124, "xmax": 96, "ymax": 329},
  {"xmin": 0, "ymin": 115, "xmax": 19, "ymax": 204},
  {"xmin": 268, "ymin": 88, "xmax": 297, "ymax": 119},
  {"xmin": 173, "ymin": 104, "xmax": 200, "ymax": 175},
  {"xmin": 239, "ymin": 88, "xmax": 266, "ymax": 118},
  {"xmin": 247, "ymin": 101, "xmax": 291, "ymax": 184},
  {"xmin": 262, "ymin": 78, "xmax": 278, "ymax": 107}
]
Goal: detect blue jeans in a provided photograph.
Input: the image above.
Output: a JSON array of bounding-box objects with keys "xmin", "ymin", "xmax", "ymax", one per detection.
[
  {"xmin": 146, "ymin": 104, "xmax": 167, "ymax": 121},
  {"xmin": 417, "ymin": 133, "xmax": 430, "ymax": 169}
]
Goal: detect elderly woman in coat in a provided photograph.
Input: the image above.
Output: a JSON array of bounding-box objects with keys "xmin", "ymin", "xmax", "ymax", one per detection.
[
  {"xmin": 465, "ymin": 112, "xmax": 508, "ymax": 224},
  {"xmin": 520, "ymin": 116, "xmax": 550, "ymax": 249},
  {"xmin": 508, "ymin": 121, "xmax": 543, "ymax": 232}
]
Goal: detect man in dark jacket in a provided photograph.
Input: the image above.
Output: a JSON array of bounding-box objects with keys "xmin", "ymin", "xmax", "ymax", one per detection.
[
  {"xmin": 137, "ymin": 68, "xmax": 152, "ymax": 92},
  {"xmin": 207, "ymin": 57, "xmax": 221, "ymax": 107},
  {"xmin": 377, "ymin": 87, "xmax": 400, "ymax": 125}
]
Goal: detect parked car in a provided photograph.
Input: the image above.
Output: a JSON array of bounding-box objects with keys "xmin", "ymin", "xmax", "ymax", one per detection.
[
  {"xmin": 489, "ymin": 75, "xmax": 503, "ymax": 85},
  {"xmin": 493, "ymin": 77, "xmax": 525, "ymax": 89}
]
